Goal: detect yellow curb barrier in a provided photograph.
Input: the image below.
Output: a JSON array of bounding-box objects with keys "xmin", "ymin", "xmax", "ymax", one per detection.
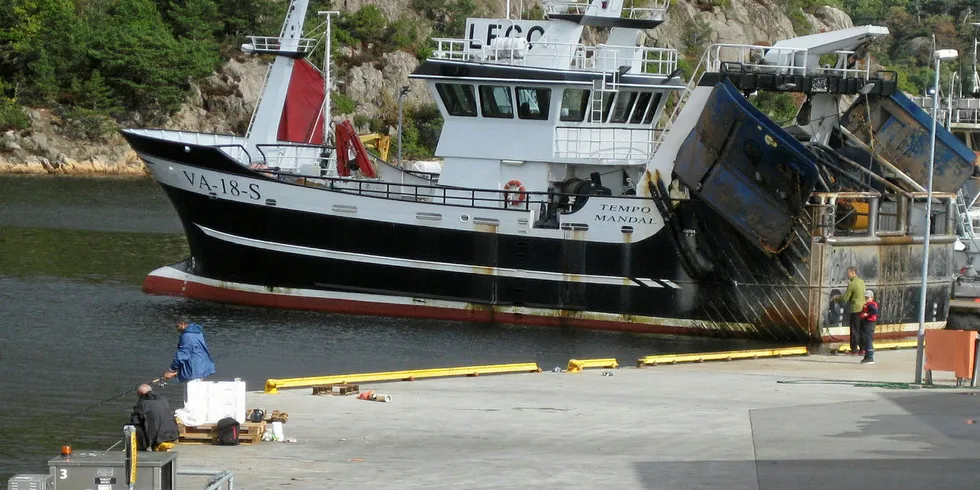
[
  {"xmin": 265, "ymin": 362, "xmax": 542, "ymax": 393},
  {"xmin": 566, "ymin": 358, "xmax": 619, "ymax": 373},
  {"xmin": 836, "ymin": 340, "xmax": 918, "ymax": 353},
  {"xmin": 637, "ymin": 347, "xmax": 809, "ymax": 367}
]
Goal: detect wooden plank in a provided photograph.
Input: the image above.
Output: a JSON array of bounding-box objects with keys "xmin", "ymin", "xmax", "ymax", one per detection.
[
  {"xmin": 176, "ymin": 421, "xmax": 266, "ymax": 445},
  {"xmin": 312, "ymin": 383, "xmax": 360, "ymax": 396}
]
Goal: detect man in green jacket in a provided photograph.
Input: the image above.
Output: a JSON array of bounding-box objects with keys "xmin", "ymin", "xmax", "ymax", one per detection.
[{"xmin": 840, "ymin": 267, "xmax": 867, "ymax": 354}]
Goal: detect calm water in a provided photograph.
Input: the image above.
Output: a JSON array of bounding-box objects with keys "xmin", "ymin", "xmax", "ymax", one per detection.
[{"xmin": 0, "ymin": 175, "xmax": 776, "ymax": 482}]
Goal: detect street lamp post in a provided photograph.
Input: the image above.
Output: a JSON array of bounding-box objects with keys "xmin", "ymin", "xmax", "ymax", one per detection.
[
  {"xmin": 397, "ymin": 85, "xmax": 410, "ymax": 167},
  {"xmin": 915, "ymin": 48, "xmax": 959, "ymax": 384}
]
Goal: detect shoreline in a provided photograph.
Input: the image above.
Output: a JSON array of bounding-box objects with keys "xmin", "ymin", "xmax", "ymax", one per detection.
[{"xmin": 0, "ymin": 161, "xmax": 149, "ymax": 176}]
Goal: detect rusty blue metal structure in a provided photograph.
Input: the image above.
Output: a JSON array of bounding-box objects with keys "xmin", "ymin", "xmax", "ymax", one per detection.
[
  {"xmin": 675, "ymin": 78, "xmax": 820, "ymax": 253},
  {"xmin": 651, "ymin": 27, "xmax": 966, "ymax": 342},
  {"xmin": 843, "ymin": 91, "xmax": 976, "ymax": 193}
]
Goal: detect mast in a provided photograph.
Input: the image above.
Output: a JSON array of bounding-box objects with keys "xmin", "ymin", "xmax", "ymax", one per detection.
[{"xmin": 241, "ymin": 0, "xmax": 315, "ymax": 160}]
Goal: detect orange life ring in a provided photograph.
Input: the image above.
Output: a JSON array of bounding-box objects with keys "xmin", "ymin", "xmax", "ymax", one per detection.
[{"xmin": 503, "ymin": 179, "xmax": 526, "ymax": 207}]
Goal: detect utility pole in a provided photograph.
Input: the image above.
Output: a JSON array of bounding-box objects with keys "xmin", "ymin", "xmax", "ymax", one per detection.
[{"xmin": 397, "ymin": 85, "xmax": 410, "ymax": 167}]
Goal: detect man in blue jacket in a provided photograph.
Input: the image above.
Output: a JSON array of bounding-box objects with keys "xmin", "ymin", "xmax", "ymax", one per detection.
[{"xmin": 163, "ymin": 320, "xmax": 215, "ymax": 382}]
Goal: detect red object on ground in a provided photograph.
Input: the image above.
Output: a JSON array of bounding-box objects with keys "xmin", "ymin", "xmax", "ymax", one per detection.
[{"xmin": 924, "ymin": 329, "xmax": 978, "ymax": 379}]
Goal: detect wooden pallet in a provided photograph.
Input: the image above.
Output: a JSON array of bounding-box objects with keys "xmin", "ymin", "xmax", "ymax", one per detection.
[
  {"xmin": 312, "ymin": 383, "xmax": 359, "ymax": 396},
  {"xmin": 177, "ymin": 421, "xmax": 265, "ymax": 445}
]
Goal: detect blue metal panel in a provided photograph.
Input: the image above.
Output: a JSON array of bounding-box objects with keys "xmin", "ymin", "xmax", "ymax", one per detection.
[
  {"xmin": 675, "ymin": 79, "xmax": 819, "ymax": 253},
  {"xmin": 891, "ymin": 91, "xmax": 976, "ymax": 165},
  {"xmin": 843, "ymin": 91, "xmax": 977, "ymax": 193}
]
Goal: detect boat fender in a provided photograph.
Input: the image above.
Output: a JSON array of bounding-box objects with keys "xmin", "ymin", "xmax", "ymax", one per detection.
[{"xmin": 503, "ymin": 179, "xmax": 527, "ymax": 207}]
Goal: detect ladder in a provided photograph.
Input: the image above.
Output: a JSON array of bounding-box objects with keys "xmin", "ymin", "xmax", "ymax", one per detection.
[
  {"xmin": 243, "ymin": 63, "xmax": 274, "ymax": 141},
  {"xmin": 590, "ymin": 79, "xmax": 606, "ymax": 123},
  {"xmin": 590, "ymin": 72, "xmax": 620, "ymax": 123},
  {"xmin": 956, "ymin": 189, "xmax": 980, "ymax": 252}
]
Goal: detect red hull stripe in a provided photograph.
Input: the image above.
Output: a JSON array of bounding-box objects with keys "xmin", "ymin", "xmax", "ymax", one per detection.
[
  {"xmin": 143, "ymin": 269, "xmax": 922, "ymax": 343},
  {"xmin": 143, "ymin": 274, "xmax": 731, "ymax": 337}
]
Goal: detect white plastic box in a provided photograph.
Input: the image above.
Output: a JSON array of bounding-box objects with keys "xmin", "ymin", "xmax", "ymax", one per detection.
[{"xmin": 181, "ymin": 379, "xmax": 246, "ymax": 425}]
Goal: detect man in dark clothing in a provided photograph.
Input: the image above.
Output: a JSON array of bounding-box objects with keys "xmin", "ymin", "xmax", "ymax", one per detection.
[
  {"xmin": 840, "ymin": 267, "xmax": 866, "ymax": 355},
  {"xmin": 131, "ymin": 384, "xmax": 180, "ymax": 451}
]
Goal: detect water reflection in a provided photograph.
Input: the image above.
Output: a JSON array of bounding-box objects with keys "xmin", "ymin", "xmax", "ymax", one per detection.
[{"xmin": 0, "ymin": 226, "xmax": 188, "ymax": 284}]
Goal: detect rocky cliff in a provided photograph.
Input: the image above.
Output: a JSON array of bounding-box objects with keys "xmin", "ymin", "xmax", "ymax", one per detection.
[{"xmin": 0, "ymin": 0, "xmax": 854, "ymax": 175}]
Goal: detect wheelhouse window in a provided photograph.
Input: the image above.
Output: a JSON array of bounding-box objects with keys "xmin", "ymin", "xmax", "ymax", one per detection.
[
  {"xmin": 436, "ymin": 83, "xmax": 477, "ymax": 117},
  {"xmin": 479, "ymin": 85, "xmax": 514, "ymax": 118},
  {"xmin": 560, "ymin": 89, "xmax": 590, "ymax": 122},
  {"xmin": 516, "ymin": 87, "xmax": 551, "ymax": 120},
  {"xmin": 629, "ymin": 92, "xmax": 653, "ymax": 124},
  {"xmin": 643, "ymin": 93, "xmax": 664, "ymax": 125},
  {"xmin": 609, "ymin": 91, "xmax": 639, "ymax": 123}
]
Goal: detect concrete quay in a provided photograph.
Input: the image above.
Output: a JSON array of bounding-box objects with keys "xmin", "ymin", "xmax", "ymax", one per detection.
[{"xmin": 172, "ymin": 349, "xmax": 980, "ymax": 490}]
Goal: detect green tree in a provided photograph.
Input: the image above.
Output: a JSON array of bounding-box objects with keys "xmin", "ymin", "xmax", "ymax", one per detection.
[
  {"xmin": 214, "ymin": 0, "xmax": 282, "ymax": 44},
  {"xmin": 387, "ymin": 15, "xmax": 420, "ymax": 51},
  {"xmin": 0, "ymin": 0, "xmax": 87, "ymax": 104},
  {"xmin": 70, "ymin": 71, "xmax": 120, "ymax": 114},
  {"xmin": 405, "ymin": 104, "xmax": 442, "ymax": 159},
  {"xmin": 341, "ymin": 4, "xmax": 387, "ymax": 45},
  {"xmin": 83, "ymin": 0, "xmax": 220, "ymax": 113},
  {"xmin": 166, "ymin": 0, "xmax": 222, "ymax": 41},
  {"xmin": 749, "ymin": 92, "xmax": 799, "ymax": 125},
  {"xmin": 0, "ymin": 97, "xmax": 30, "ymax": 131}
]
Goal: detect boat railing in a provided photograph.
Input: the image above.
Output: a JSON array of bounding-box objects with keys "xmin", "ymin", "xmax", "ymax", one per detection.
[
  {"xmin": 544, "ymin": 0, "xmax": 669, "ymax": 20},
  {"xmin": 570, "ymin": 44, "xmax": 677, "ymax": 76},
  {"xmin": 243, "ymin": 35, "xmax": 317, "ymax": 54},
  {"xmin": 252, "ymin": 143, "xmax": 442, "ymax": 183},
  {"xmin": 127, "ymin": 128, "xmax": 244, "ymax": 147},
  {"xmin": 625, "ymin": 2, "xmax": 670, "ymax": 21},
  {"xmin": 431, "ymin": 38, "xmax": 677, "ymax": 76},
  {"xmin": 255, "ymin": 165, "xmax": 647, "ymax": 213},
  {"xmin": 554, "ymin": 125, "xmax": 662, "ymax": 159},
  {"xmin": 951, "ymin": 108, "xmax": 980, "ymax": 124},
  {"xmin": 214, "ymin": 145, "xmax": 253, "ymax": 166},
  {"xmin": 255, "ymin": 144, "xmax": 328, "ymax": 172},
  {"xmin": 705, "ymin": 43, "xmax": 810, "ymax": 77},
  {"xmin": 915, "ymin": 95, "xmax": 980, "ymax": 124},
  {"xmin": 814, "ymin": 50, "xmax": 872, "ymax": 79}
]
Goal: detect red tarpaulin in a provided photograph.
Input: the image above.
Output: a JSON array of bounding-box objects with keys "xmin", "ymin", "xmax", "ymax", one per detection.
[{"xmin": 277, "ymin": 59, "xmax": 325, "ymax": 144}]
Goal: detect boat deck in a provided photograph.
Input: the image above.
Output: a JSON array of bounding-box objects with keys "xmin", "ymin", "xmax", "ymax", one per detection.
[{"xmin": 167, "ymin": 349, "xmax": 979, "ymax": 489}]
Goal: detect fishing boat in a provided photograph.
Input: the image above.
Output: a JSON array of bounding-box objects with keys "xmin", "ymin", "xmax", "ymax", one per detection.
[{"xmin": 122, "ymin": 0, "xmax": 976, "ymax": 342}]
